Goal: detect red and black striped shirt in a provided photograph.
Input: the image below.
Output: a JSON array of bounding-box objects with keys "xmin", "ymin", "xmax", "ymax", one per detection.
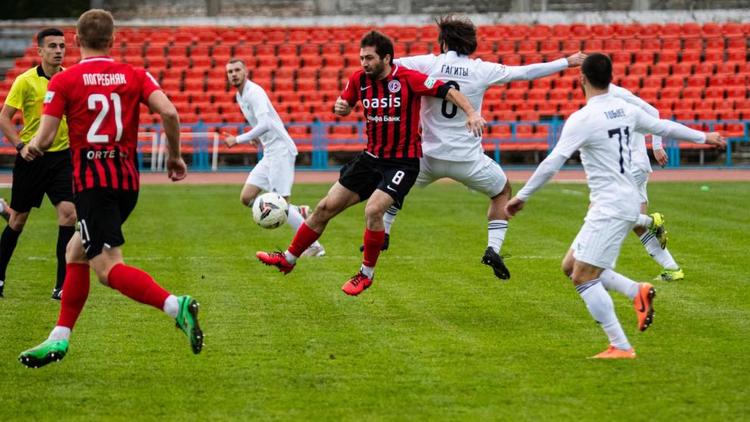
[
  {"xmin": 44, "ymin": 56, "xmax": 161, "ymax": 193},
  {"xmin": 341, "ymin": 65, "xmax": 448, "ymax": 159}
]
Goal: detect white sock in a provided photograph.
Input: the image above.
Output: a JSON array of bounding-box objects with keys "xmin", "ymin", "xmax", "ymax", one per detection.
[
  {"xmin": 488, "ymin": 220, "xmax": 508, "ymax": 253},
  {"xmin": 576, "ymin": 279, "xmax": 631, "ymax": 350},
  {"xmin": 163, "ymin": 295, "xmax": 179, "ymax": 318},
  {"xmin": 48, "ymin": 326, "xmax": 71, "ymax": 341},
  {"xmin": 600, "ymin": 269, "xmax": 640, "ymax": 300},
  {"xmin": 383, "ymin": 205, "xmax": 398, "ymax": 235},
  {"xmin": 360, "ymin": 264, "xmax": 374, "ymax": 278},
  {"xmin": 636, "ymin": 214, "xmax": 653, "ymax": 229},
  {"xmin": 284, "ymin": 250, "xmax": 298, "ymax": 264},
  {"xmin": 640, "ymin": 232, "xmax": 679, "ymax": 270}
]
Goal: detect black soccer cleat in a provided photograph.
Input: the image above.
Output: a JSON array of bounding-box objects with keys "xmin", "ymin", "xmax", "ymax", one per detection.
[
  {"xmin": 358, "ymin": 233, "xmax": 390, "ymax": 253},
  {"xmin": 51, "ymin": 288, "xmax": 63, "ymax": 301},
  {"xmin": 482, "ymin": 247, "xmax": 511, "ymax": 280}
]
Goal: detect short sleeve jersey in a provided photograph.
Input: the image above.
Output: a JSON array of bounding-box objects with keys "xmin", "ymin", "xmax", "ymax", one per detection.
[
  {"xmin": 340, "ymin": 65, "xmax": 446, "ymax": 159},
  {"xmin": 4, "ymin": 66, "xmax": 69, "ymax": 152},
  {"xmin": 43, "ymin": 56, "xmax": 160, "ymax": 192},
  {"xmin": 236, "ymin": 80, "xmax": 297, "ymax": 156}
]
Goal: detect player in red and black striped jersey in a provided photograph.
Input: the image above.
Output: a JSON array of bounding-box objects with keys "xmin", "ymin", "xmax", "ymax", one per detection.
[
  {"xmin": 17, "ymin": 9, "xmax": 203, "ymax": 368},
  {"xmin": 257, "ymin": 30, "xmax": 484, "ymax": 296}
]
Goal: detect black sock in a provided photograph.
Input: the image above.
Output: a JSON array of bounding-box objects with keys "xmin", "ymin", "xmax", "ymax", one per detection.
[
  {"xmin": 0, "ymin": 226, "xmax": 22, "ymax": 282},
  {"xmin": 55, "ymin": 226, "xmax": 76, "ymax": 290}
]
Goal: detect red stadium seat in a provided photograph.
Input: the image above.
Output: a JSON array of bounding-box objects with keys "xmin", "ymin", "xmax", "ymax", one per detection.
[
  {"xmin": 672, "ymin": 62, "xmax": 692, "ymax": 75},
  {"xmin": 658, "ymin": 51, "xmax": 678, "ymax": 64},
  {"xmin": 641, "ymin": 77, "xmax": 662, "ymax": 89},
  {"xmin": 693, "ymin": 62, "xmax": 715, "ymax": 76},
  {"xmin": 539, "ymin": 40, "xmax": 559, "ymax": 54},
  {"xmin": 641, "ymin": 38, "xmax": 661, "ymax": 53},
  {"xmin": 517, "ymin": 40, "xmax": 537, "ymax": 54},
  {"xmin": 649, "ymin": 63, "xmax": 671, "ymax": 76},
  {"xmin": 590, "ymin": 24, "xmax": 613, "ymax": 39}
]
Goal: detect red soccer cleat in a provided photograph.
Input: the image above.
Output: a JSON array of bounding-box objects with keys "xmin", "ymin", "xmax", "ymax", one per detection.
[
  {"xmin": 256, "ymin": 251, "xmax": 295, "ymax": 274},
  {"xmin": 341, "ymin": 272, "xmax": 373, "ymax": 296},
  {"xmin": 633, "ymin": 282, "xmax": 656, "ymax": 332}
]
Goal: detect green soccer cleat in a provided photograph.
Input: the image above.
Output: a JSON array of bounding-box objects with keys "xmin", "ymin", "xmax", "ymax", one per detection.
[
  {"xmin": 649, "ymin": 212, "xmax": 668, "ymax": 249},
  {"xmin": 654, "ymin": 268, "xmax": 684, "ymax": 282},
  {"xmin": 18, "ymin": 338, "xmax": 69, "ymax": 368},
  {"xmin": 175, "ymin": 295, "xmax": 204, "ymax": 354}
]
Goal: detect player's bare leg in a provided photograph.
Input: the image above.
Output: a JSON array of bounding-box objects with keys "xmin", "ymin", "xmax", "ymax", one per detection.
[
  {"xmin": 52, "ymin": 200, "xmax": 76, "ymax": 300},
  {"xmin": 239, "ymin": 183, "xmax": 262, "ymax": 208},
  {"xmin": 257, "ymin": 182, "xmax": 358, "ymax": 273},
  {"xmin": 0, "ymin": 210, "xmax": 29, "ymax": 297},
  {"xmin": 568, "ymin": 258, "xmax": 636, "ymax": 359},
  {"xmin": 482, "ymin": 181, "xmax": 511, "ymax": 280},
  {"xmin": 343, "ymin": 189, "xmax": 391, "ymax": 296},
  {"xmin": 633, "ymin": 203, "xmax": 682, "ymax": 281}
]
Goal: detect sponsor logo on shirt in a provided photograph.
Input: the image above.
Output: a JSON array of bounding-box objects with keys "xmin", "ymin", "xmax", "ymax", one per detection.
[
  {"xmin": 387, "ymin": 80, "xmax": 401, "ymax": 93},
  {"xmin": 367, "ymin": 115, "xmax": 401, "ymax": 122},
  {"xmin": 43, "ymin": 91, "xmax": 55, "ymax": 103},
  {"xmin": 361, "ymin": 96, "xmax": 401, "ymax": 109},
  {"xmin": 424, "ymin": 77, "xmax": 437, "ymax": 89}
]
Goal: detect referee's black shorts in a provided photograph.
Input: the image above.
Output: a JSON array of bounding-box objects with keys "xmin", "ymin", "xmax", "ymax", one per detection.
[
  {"xmin": 75, "ymin": 188, "xmax": 139, "ymax": 260},
  {"xmin": 11, "ymin": 150, "xmax": 74, "ymax": 213},
  {"xmin": 338, "ymin": 151, "xmax": 420, "ymax": 209}
]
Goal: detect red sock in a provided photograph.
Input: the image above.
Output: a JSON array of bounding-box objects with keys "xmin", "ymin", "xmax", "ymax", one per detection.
[
  {"xmin": 56, "ymin": 263, "xmax": 91, "ymax": 329},
  {"xmin": 287, "ymin": 222, "xmax": 321, "ymax": 257},
  {"xmin": 362, "ymin": 229, "xmax": 385, "ymax": 268},
  {"xmin": 107, "ymin": 263, "xmax": 170, "ymax": 311}
]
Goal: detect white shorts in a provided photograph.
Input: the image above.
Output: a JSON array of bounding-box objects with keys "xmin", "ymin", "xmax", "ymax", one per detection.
[
  {"xmin": 245, "ymin": 151, "xmax": 296, "ymax": 197},
  {"xmin": 570, "ymin": 210, "xmax": 635, "ymax": 270},
  {"xmin": 631, "ymin": 168, "xmax": 649, "ymax": 204},
  {"xmin": 416, "ymin": 154, "xmax": 507, "ymax": 197}
]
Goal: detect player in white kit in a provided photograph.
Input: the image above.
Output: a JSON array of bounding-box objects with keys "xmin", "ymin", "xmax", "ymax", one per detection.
[
  {"xmin": 609, "ymin": 84, "xmax": 683, "ymax": 282},
  {"xmin": 372, "ymin": 15, "xmax": 586, "ymax": 280},
  {"xmin": 223, "ymin": 59, "xmax": 324, "ymax": 257},
  {"xmin": 505, "ymin": 54, "xmax": 725, "ymax": 359}
]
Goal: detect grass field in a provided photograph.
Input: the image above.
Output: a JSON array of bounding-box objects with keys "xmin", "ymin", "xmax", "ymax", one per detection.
[{"xmin": 0, "ymin": 180, "xmax": 747, "ymax": 421}]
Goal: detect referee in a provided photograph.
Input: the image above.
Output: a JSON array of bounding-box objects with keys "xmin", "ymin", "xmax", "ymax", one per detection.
[{"xmin": 0, "ymin": 28, "xmax": 76, "ymax": 300}]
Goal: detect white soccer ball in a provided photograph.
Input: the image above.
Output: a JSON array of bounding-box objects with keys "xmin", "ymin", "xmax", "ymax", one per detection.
[{"xmin": 252, "ymin": 192, "xmax": 289, "ymax": 229}]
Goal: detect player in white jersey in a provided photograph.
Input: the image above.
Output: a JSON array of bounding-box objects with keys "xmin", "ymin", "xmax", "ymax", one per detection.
[
  {"xmin": 223, "ymin": 59, "xmax": 324, "ymax": 257},
  {"xmin": 609, "ymin": 84, "xmax": 683, "ymax": 281},
  {"xmin": 371, "ymin": 15, "xmax": 585, "ymax": 280},
  {"xmin": 505, "ymin": 54, "xmax": 725, "ymax": 359}
]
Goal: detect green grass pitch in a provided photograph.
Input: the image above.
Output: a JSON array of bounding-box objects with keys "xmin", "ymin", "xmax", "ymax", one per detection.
[{"xmin": 0, "ymin": 181, "xmax": 747, "ymax": 420}]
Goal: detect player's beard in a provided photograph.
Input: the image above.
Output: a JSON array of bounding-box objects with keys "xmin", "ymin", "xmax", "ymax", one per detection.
[{"xmin": 365, "ymin": 60, "xmax": 385, "ymax": 78}]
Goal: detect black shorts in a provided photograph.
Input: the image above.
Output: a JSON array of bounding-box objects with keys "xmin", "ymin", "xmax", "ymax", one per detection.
[
  {"xmin": 338, "ymin": 151, "xmax": 420, "ymax": 208},
  {"xmin": 11, "ymin": 150, "xmax": 74, "ymax": 213},
  {"xmin": 75, "ymin": 188, "xmax": 138, "ymax": 259}
]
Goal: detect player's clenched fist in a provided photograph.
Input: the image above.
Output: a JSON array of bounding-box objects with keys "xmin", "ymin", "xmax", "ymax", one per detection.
[
  {"xmin": 505, "ymin": 197, "xmax": 525, "ymax": 217},
  {"xmin": 334, "ymin": 97, "xmax": 352, "ymax": 116},
  {"xmin": 566, "ymin": 51, "xmax": 587, "ymax": 67}
]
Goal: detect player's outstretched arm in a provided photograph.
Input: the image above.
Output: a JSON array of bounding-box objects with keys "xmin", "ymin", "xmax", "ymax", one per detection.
[
  {"xmin": 148, "ymin": 90, "xmax": 186, "ymax": 181},
  {"xmin": 334, "ymin": 97, "xmax": 352, "ymax": 116},
  {"xmin": 444, "ymin": 88, "xmax": 486, "ymax": 137},
  {"xmin": 634, "ymin": 109, "xmax": 726, "ymax": 149}
]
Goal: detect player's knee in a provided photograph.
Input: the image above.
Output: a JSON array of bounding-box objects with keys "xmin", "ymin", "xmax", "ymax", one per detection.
[
  {"xmin": 8, "ymin": 213, "xmax": 28, "ymax": 232},
  {"xmin": 240, "ymin": 194, "xmax": 255, "ymax": 208},
  {"xmin": 58, "ymin": 208, "xmax": 77, "ymax": 226},
  {"xmin": 561, "ymin": 257, "xmax": 574, "ymax": 278}
]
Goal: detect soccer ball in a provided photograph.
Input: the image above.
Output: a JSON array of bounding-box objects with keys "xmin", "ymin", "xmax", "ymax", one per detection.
[{"xmin": 252, "ymin": 192, "xmax": 289, "ymax": 229}]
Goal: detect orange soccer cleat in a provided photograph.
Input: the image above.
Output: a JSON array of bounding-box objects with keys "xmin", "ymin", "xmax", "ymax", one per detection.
[
  {"xmin": 256, "ymin": 251, "xmax": 295, "ymax": 274},
  {"xmin": 591, "ymin": 345, "xmax": 637, "ymax": 359},
  {"xmin": 341, "ymin": 272, "xmax": 373, "ymax": 296},
  {"xmin": 633, "ymin": 283, "xmax": 656, "ymax": 332}
]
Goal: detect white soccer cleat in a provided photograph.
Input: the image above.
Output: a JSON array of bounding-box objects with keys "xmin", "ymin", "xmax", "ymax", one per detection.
[{"xmin": 301, "ymin": 244, "xmax": 326, "ymax": 258}]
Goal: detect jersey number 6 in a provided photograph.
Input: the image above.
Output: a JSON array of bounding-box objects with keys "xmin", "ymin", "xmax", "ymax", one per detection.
[{"xmin": 440, "ymin": 81, "xmax": 460, "ymax": 119}]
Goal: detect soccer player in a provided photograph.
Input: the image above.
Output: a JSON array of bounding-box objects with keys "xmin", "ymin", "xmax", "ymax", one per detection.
[
  {"xmin": 505, "ymin": 54, "xmax": 725, "ymax": 359},
  {"xmin": 0, "ymin": 28, "xmax": 76, "ymax": 300},
  {"xmin": 609, "ymin": 84, "xmax": 683, "ymax": 281},
  {"xmin": 223, "ymin": 58, "xmax": 324, "ymax": 257},
  {"xmin": 17, "ymin": 9, "xmax": 203, "ymax": 368},
  {"xmin": 369, "ymin": 15, "xmax": 586, "ymax": 280},
  {"xmin": 256, "ymin": 30, "xmax": 484, "ymax": 296}
]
